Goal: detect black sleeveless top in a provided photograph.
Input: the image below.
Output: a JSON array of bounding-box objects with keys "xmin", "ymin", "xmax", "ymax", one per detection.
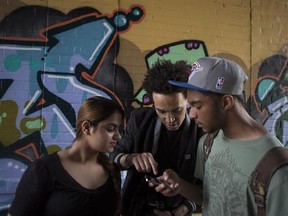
[{"xmin": 9, "ymin": 153, "xmax": 117, "ymax": 216}]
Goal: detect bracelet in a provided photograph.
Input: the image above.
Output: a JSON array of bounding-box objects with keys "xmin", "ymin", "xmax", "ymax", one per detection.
[
  {"xmin": 116, "ymin": 153, "xmax": 125, "ymax": 166},
  {"xmin": 182, "ymin": 199, "xmax": 197, "ymax": 214},
  {"xmin": 125, "ymin": 154, "xmax": 134, "ymax": 168}
]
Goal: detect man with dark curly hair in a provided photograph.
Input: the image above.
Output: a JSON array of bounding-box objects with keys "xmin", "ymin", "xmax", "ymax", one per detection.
[{"xmin": 110, "ymin": 59, "xmax": 203, "ymax": 216}]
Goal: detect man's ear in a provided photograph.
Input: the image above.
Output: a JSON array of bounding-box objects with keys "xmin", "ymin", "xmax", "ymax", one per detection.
[{"xmin": 221, "ymin": 95, "xmax": 235, "ymax": 110}]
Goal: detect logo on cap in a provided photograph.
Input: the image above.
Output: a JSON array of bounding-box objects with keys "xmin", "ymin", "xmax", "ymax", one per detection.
[
  {"xmin": 216, "ymin": 77, "xmax": 224, "ymax": 89},
  {"xmin": 189, "ymin": 61, "xmax": 203, "ymax": 80}
]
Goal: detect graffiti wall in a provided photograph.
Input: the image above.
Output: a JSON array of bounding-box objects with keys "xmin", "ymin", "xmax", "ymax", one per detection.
[
  {"xmin": 0, "ymin": 4, "xmax": 145, "ymax": 212},
  {"xmin": 249, "ymin": 54, "xmax": 288, "ymax": 147},
  {"xmin": 0, "ymin": 1, "xmax": 288, "ymax": 213}
]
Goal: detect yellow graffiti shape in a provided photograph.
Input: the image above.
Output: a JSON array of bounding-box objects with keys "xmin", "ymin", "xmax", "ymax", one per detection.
[
  {"xmin": 46, "ymin": 144, "xmax": 62, "ymax": 154},
  {"xmin": 0, "ymin": 100, "xmax": 21, "ymax": 147}
]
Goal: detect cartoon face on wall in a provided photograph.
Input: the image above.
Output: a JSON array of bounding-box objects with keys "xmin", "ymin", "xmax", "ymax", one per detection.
[{"xmin": 134, "ymin": 40, "xmax": 209, "ymax": 106}]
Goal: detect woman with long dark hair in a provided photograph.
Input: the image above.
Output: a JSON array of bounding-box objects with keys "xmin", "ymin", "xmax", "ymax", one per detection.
[{"xmin": 8, "ymin": 96, "xmax": 124, "ymax": 216}]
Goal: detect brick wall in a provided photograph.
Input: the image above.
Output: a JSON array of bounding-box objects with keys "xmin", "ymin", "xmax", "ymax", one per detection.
[{"xmin": 0, "ymin": 0, "xmax": 288, "ymax": 213}]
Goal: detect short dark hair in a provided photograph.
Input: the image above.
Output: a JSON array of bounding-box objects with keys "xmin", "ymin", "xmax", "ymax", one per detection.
[{"xmin": 142, "ymin": 59, "xmax": 191, "ymax": 97}]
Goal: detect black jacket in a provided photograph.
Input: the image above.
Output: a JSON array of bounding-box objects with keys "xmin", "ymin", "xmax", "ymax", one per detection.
[{"xmin": 110, "ymin": 108, "xmax": 202, "ymax": 215}]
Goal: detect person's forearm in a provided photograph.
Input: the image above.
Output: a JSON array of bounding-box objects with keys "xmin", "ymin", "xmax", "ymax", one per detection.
[
  {"xmin": 119, "ymin": 153, "xmax": 136, "ymax": 169},
  {"xmin": 178, "ymin": 178, "xmax": 203, "ymax": 206}
]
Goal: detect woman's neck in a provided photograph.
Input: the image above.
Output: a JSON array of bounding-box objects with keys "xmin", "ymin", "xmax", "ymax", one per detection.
[{"xmin": 63, "ymin": 140, "xmax": 99, "ymax": 164}]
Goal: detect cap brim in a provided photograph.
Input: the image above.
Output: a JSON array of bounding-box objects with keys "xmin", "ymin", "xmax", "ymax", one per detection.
[{"xmin": 169, "ymin": 80, "xmax": 209, "ymax": 92}]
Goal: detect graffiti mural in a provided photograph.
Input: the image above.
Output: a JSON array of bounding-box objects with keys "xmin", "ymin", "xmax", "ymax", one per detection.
[
  {"xmin": 0, "ymin": 3, "xmax": 287, "ymax": 214},
  {"xmin": 250, "ymin": 54, "xmax": 288, "ymax": 147},
  {"xmin": 135, "ymin": 40, "xmax": 209, "ymax": 106},
  {"xmin": 0, "ymin": 4, "xmax": 144, "ymax": 211}
]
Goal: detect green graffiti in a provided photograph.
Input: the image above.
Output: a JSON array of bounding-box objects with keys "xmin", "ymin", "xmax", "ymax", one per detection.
[
  {"xmin": 4, "ymin": 55, "xmax": 21, "ymax": 72},
  {"xmin": 134, "ymin": 89, "xmax": 146, "ymax": 103},
  {"xmin": 0, "ymin": 112, "xmax": 7, "ymax": 125},
  {"xmin": 257, "ymin": 79, "xmax": 275, "ymax": 101},
  {"xmin": 20, "ymin": 116, "xmax": 46, "ymax": 134},
  {"xmin": 146, "ymin": 40, "xmax": 207, "ymax": 69},
  {"xmin": 26, "ymin": 119, "xmax": 44, "ymax": 129}
]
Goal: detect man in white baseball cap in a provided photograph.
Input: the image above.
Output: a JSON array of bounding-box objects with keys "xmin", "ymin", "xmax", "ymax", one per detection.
[{"xmin": 152, "ymin": 57, "xmax": 288, "ymax": 216}]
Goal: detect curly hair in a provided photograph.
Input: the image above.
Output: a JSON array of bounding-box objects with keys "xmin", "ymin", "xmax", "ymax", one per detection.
[{"xmin": 142, "ymin": 59, "xmax": 191, "ymax": 97}]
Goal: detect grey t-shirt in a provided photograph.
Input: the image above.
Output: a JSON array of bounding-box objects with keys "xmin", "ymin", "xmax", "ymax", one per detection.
[{"xmin": 195, "ymin": 130, "xmax": 288, "ymax": 216}]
